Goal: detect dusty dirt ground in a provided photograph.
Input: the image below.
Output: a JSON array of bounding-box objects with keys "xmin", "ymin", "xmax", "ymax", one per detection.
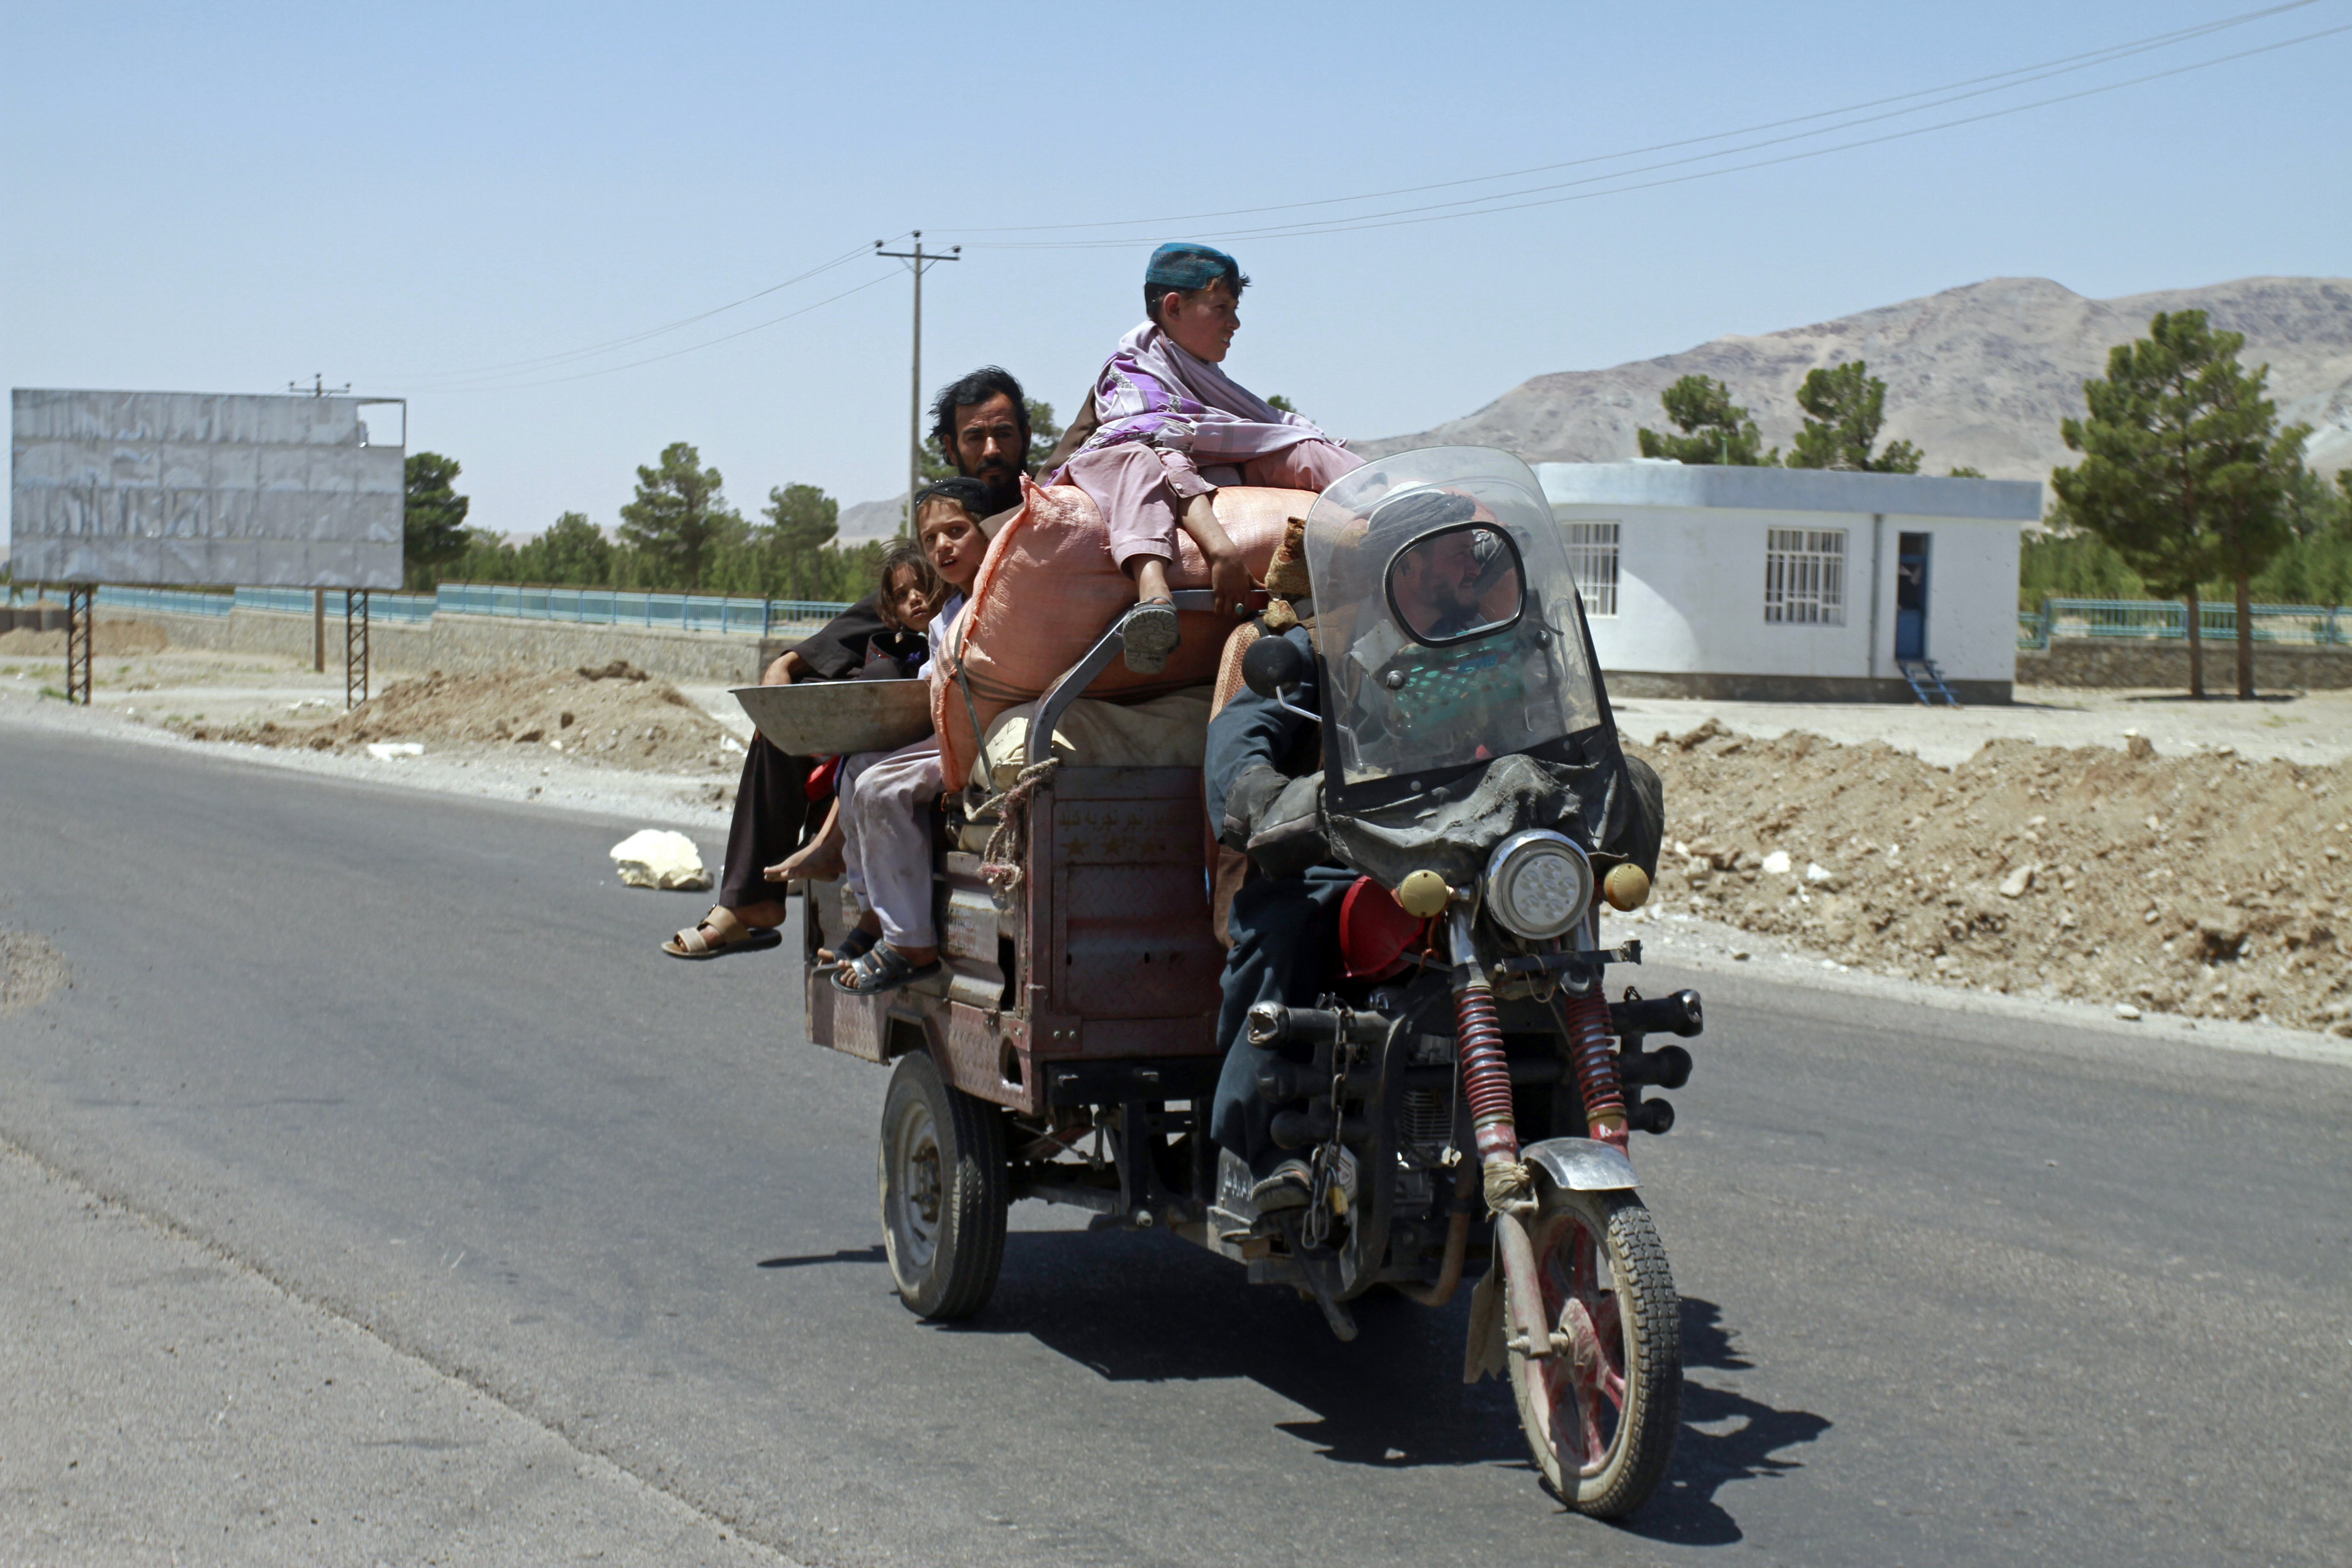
[
  {"xmin": 0, "ymin": 622, "xmax": 169, "ymax": 659},
  {"xmin": 1629, "ymin": 718, "xmax": 2350, "ymax": 1034},
  {"xmin": 176, "ymin": 662, "xmax": 740, "ymax": 775}
]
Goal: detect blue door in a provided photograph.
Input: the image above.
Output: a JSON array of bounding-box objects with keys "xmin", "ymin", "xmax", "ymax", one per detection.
[{"xmin": 1895, "ymin": 532, "xmax": 1928, "ymax": 660}]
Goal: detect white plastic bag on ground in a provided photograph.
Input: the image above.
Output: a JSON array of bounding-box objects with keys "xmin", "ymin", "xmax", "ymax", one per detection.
[{"xmin": 609, "ymin": 829, "xmax": 711, "ymax": 891}]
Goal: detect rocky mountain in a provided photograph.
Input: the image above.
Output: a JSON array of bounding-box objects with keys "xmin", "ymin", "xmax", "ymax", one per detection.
[{"xmin": 1356, "ymin": 275, "xmax": 2352, "ymax": 483}]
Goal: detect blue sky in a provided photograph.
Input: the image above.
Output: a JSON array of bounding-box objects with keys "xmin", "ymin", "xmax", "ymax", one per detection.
[{"xmin": 5, "ymin": 0, "xmax": 2347, "ymax": 543}]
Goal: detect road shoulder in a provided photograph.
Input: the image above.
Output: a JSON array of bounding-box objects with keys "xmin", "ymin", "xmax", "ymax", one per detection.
[{"xmin": 0, "ymin": 1139, "xmax": 797, "ymax": 1568}]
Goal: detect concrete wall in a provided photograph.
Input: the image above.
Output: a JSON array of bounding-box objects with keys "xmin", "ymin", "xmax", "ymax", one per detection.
[
  {"xmin": 2016, "ymin": 638, "xmax": 2352, "ymax": 689},
  {"xmin": 98, "ymin": 605, "xmax": 789, "ymax": 685}
]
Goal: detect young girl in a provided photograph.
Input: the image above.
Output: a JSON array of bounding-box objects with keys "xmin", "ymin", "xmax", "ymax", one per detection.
[
  {"xmin": 774, "ymin": 479, "xmax": 989, "ymax": 995},
  {"xmin": 1056, "ymin": 243, "xmax": 1362, "ymax": 673},
  {"xmin": 863, "ymin": 537, "xmax": 946, "ymax": 679}
]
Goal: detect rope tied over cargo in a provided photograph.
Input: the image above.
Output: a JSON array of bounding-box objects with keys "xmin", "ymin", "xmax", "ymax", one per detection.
[{"xmin": 975, "ymin": 757, "xmax": 1060, "ymax": 898}]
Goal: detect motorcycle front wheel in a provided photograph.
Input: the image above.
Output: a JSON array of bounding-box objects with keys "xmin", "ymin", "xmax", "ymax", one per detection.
[{"xmin": 1509, "ymin": 1183, "xmax": 1681, "ymax": 1518}]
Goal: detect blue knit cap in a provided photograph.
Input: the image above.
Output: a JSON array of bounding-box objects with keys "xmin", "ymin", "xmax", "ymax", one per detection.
[{"xmin": 1144, "ymin": 242, "xmax": 1241, "ymax": 293}]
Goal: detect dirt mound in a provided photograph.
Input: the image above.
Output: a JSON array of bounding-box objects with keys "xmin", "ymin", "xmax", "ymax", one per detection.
[
  {"xmin": 192, "ymin": 666, "xmax": 734, "ymax": 773},
  {"xmin": 1632, "ymin": 723, "xmax": 2350, "ymax": 1034},
  {"xmin": 0, "ymin": 620, "xmax": 169, "ymax": 657}
]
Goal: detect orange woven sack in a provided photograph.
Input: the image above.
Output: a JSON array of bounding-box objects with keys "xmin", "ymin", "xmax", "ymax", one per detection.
[{"xmin": 931, "ymin": 478, "xmax": 1313, "ymax": 787}]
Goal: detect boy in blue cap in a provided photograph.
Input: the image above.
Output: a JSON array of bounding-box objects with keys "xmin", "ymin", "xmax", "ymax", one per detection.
[{"xmin": 1054, "ymin": 243, "xmax": 1361, "ymax": 672}]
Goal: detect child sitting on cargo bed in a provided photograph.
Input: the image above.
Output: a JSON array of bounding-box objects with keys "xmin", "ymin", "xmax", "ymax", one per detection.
[
  {"xmin": 773, "ymin": 478, "xmax": 988, "ymax": 995},
  {"xmin": 1055, "ymin": 243, "xmax": 1362, "ymax": 673}
]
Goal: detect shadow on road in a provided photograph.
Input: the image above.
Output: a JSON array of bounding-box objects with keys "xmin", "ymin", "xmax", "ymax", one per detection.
[
  {"xmin": 756, "ymin": 1244, "xmax": 887, "ymax": 1269},
  {"xmin": 1615, "ymin": 1296, "xmax": 1833, "ymax": 1548},
  {"xmin": 961, "ymin": 1230, "xmax": 1831, "ymax": 1519}
]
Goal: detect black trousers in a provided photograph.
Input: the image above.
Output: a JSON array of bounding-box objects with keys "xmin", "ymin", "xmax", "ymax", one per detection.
[
  {"xmin": 717, "ymin": 735, "xmax": 818, "ymax": 913},
  {"xmin": 1209, "ymin": 865, "xmax": 1355, "ymax": 1174}
]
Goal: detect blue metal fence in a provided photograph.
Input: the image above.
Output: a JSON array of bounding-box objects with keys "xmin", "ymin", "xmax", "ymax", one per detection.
[
  {"xmin": 2019, "ymin": 598, "xmax": 2347, "ymax": 651},
  {"xmin": 28, "ymin": 582, "xmax": 851, "ymax": 636}
]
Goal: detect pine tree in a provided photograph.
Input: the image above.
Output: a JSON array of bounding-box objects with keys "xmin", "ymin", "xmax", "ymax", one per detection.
[
  {"xmin": 1636, "ymin": 375, "xmax": 1779, "ymax": 466},
  {"xmin": 2051, "ymin": 310, "xmax": 2307, "ymax": 699},
  {"xmin": 617, "ymin": 442, "xmax": 744, "ymax": 590},
  {"xmin": 1788, "ymin": 361, "xmax": 1921, "ymax": 473}
]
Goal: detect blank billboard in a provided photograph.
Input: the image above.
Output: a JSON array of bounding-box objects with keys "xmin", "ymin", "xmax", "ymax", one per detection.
[{"xmin": 9, "ymin": 389, "xmax": 403, "ymax": 588}]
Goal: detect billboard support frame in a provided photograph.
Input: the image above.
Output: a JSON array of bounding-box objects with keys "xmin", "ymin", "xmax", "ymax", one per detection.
[
  {"xmin": 64, "ymin": 586, "xmax": 94, "ymax": 705},
  {"xmin": 344, "ymin": 589, "xmax": 370, "ymax": 709}
]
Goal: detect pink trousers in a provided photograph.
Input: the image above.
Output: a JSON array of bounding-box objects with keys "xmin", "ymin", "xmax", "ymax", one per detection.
[{"xmin": 1063, "ymin": 438, "xmax": 1363, "ymax": 571}]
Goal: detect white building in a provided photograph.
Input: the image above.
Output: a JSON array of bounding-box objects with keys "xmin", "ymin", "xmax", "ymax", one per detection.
[{"xmin": 1536, "ymin": 462, "xmax": 2043, "ymax": 705}]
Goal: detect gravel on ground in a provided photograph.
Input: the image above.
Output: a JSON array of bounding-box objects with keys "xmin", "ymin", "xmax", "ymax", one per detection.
[{"xmin": 1630, "ymin": 718, "xmax": 2349, "ymax": 1034}]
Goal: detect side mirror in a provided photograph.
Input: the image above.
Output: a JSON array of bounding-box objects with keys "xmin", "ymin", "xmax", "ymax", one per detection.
[{"xmin": 1241, "ymin": 633, "xmax": 1310, "ymax": 701}]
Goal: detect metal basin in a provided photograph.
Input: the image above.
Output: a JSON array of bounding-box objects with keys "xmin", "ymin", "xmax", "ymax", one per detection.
[{"xmin": 731, "ymin": 679, "xmax": 933, "ymax": 757}]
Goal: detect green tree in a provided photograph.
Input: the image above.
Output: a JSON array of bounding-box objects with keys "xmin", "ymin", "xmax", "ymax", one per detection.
[
  {"xmin": 449, "ymin": 526, "xmax": 517, "ymax": 583},
  {"xmin": 617, "ymin": 442, "xmax": 743, "ymax": 590},
  {"xmin": 1025, "ymin": 398, "xmax": 1063, "ymax": 473},
  {"xmin": 2051, "ymin": 310, "xmax": 2306, "ymax": 700},
  {"xmin": 756, "ymin": 483, "xmax": 841, "ymax": 600},
  {"xmin": 403, "ymin": 452, "xmax": 471, "ymax": 589},
  {"xmin": 1947, "ymin": 465, "xmax": 1987, "ymax": 479},
  {"xmin": 1266, "ymin": 394, "xmax": 1298, "ymax": 416},
  {"xmin": 1636, "ymin": 375, "xmax": 1779, "ymax": 466},
  {"xmin": 511, "ymin": 511, "xmax": 612, "ymax": 586},
  {"xmin": 1788, "ymin": 361, "xmax": 1921, "ymax": 473}
]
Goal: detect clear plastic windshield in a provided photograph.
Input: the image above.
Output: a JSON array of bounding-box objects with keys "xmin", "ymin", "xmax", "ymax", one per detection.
[{"xmin": 1304, "ymin": 447, "xmax": 1604, "ymax": 787}]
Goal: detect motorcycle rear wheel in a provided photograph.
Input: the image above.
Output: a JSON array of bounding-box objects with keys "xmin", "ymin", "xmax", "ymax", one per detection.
[
  {"xmin": 877, "ymin": 1049, "xmax": 1007, "ymax": 1321},
  {"xmin": 1509, "ymin": 1184, "xmax": 1681, "ymax": 1518}
]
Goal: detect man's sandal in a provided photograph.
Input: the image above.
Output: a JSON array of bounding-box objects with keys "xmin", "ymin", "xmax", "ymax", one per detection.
[
  {"xmin": 1122, "ymin": 598, "xmax": 1180, "ymax": 675},
  {"xmin": 831, "ymin": 943, "xmax": 941, "ymax": 996},
  {"xmin": 662, "ymin": 906, "xmax": 784, "ymax": 960},
  {"xmin": 818, "ymin": 926, "xmax": 879, "ymax": 965}
]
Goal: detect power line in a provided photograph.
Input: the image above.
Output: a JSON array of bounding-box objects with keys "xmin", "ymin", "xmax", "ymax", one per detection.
[
  {"xmin": 962, "ymin": 17, "xmax": 2352, "ymax": 250},
  {"xmin": 387, "ymin": 237, "xmax": 901, "ymax": 384},
  {"xmin": 948, "ymin": 1, "xmax": 2319, "ymax": 240},
  {"xmin": 419, "ymin": 271, "xmax": 901, "ymax": 393}
]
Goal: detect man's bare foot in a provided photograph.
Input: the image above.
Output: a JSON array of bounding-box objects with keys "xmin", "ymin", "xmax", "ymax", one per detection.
[{"xmin": 768, "ymin": 838, "xmax": 844, "ymax": 882}]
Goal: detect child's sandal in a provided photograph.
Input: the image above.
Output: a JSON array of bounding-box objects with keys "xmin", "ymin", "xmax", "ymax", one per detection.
[
  {"xmin": 831, "ymin": 943, "xmax": 941, "ymax": 996},
  {"xmin": 1122, "ymin": 598, "xmax": 1180, "ymax": 674}
]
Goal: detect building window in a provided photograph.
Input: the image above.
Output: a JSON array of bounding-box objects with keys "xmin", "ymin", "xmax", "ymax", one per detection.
[
  {"xmin": 1562, "ymin": 520, "xmax": 1619, "ymax": 617},
  {"xmin": 1764, "ymin": 527, "xmax": 1845, "ymax": 624}
]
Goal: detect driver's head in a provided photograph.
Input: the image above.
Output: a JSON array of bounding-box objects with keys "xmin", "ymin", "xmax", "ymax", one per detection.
[
  {"xmin": 1367, "ymin": 490, "xmax": 1482, "ymax": 634},
  {"xmin": 1392, "ymin": 530, "xmax": 1483, "ymax": 629}
]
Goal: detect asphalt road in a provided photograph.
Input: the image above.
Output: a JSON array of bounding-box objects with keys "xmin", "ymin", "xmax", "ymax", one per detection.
[{"xmin": 3, "ymin": 724, "xmax": 2347, "ymax": 1567}]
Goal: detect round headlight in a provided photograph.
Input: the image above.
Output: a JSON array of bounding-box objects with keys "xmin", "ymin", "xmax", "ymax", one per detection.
[{"xmin": 1483, "ymin": 830, "xmax": 1593, "ymax": 941}]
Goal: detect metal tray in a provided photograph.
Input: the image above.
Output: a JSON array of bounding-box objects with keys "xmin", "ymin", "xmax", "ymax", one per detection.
[{"xmin": 730, "ymin": 679, "xmax": 933, "ymax": 757}]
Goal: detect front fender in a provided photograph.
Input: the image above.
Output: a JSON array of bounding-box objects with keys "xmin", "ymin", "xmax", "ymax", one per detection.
[{"xmin": 1522, "ymin": 1136, "xmax": 1639, "ymax": 1192}]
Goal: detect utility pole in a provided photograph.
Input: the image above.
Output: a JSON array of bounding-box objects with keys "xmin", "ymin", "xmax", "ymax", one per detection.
[{"xmin": 874, "ymin": 234, "xmax": 959, "ymax": 534}]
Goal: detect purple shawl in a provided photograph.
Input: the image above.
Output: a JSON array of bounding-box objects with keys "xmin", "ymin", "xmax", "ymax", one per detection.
[{"xmin": 1070, "ymin": 322, "xmax": 1336, "ymax": 469}]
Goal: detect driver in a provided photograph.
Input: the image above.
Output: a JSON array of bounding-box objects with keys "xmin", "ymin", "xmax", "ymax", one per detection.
[{"xmin": 1200, "ymin": 490, "xmax": 1483, "ymax": 1222}]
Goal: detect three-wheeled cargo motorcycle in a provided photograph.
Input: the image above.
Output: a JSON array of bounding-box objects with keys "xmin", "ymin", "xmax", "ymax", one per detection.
[{"xmin": 778, "ymin": 446, "xmax": 1704, "ymax": 1517}]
